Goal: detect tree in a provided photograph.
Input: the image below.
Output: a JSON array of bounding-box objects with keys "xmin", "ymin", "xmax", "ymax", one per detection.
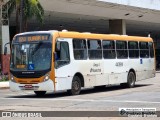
[{"xmin": 7, "ymin": 0, "xmax": 44, "ymax": 33}]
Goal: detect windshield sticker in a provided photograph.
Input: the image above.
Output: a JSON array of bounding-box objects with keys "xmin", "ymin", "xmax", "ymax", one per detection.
[
  {"xmin": 140, "ymin": 59, "xmax": 143, "ymax": 64},
  {"xmin": 28, "ymin": 64, "xmax": 34, "ymax": 70},
  {"xmin": 16, "ymin": 65, "xmax": 26, "ymax": 69},
  {"xmin": 29, "ymin": 61, "xmax": 33, "ymax": 64}
]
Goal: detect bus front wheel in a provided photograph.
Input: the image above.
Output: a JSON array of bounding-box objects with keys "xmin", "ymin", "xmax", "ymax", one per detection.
[
  {"xmin": 127, "ymin": 72, "xmax": 136, "ymax": 88},
  {"xmin": 68, "ymin": 76, "xmax": 81, "ymax": 95},
  {"xmin": 34, "ymin": 91, "xmax": 46, "ymax": 96}
]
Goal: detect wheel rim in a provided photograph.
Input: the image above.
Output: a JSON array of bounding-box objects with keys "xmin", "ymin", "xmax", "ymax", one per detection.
[
  {"xmin": 129, "ymin": 73, "xmax": 135, "ymax": 86},
  {"xmin": 73, "ymin": 80, "xmax": 80, "ymax": 91}
]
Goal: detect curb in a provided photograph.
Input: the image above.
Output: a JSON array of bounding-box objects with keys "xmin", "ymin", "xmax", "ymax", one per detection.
[{"xmin": 0, "ymin": 81, "xmax": 9, "ymax": 89}]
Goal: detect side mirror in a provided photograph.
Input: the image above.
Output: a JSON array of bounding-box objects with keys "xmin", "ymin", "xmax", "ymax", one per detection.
[
  {"xmin": 4, "ymin": 46, "xmax": 7, "ymax": 55},
  {"xmin": 54, "ymin": 52, "xmax": 59, "ymax": 61},
  {"xmin": 4, "ymin": 42, "xmax": 10, "ymax": 55}
]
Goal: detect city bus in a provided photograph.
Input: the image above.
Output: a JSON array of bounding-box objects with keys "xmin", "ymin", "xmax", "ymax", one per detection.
[{"xmin": 5, "ymin": 30, "xmax": 156, "ymax": 96}]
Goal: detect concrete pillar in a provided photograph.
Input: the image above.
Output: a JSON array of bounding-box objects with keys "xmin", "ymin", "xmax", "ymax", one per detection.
[
  {"xmin": 0, "ymin": 23, "xmax": 2, "ymax": 72},
  {"xmin": 1, "ymin": 26, "xmax": 10, "ymax": 74},
  {"xmin": 1, "ymin": 3, "xmax": 10, "ymax": 75},
  {"xmin": 109, "ymin": 19, "xmax": 126, "ymax": 35}
]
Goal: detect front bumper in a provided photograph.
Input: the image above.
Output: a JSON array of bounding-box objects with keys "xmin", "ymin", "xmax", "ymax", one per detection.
[{"xmin": 9, "ymin": 79, "xmax": 54, "ymax": 92}]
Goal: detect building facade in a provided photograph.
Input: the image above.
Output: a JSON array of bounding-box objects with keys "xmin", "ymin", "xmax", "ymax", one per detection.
[{"xmin": 1, "ymin": 0, "xmax": 160, "ymax": 73}]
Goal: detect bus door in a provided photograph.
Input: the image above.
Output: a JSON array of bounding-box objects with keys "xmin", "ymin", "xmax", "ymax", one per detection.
[
  {"xmin": 54, "ymin": 38, "xmax": 72, "ymax": 90},
  {"xmin": 55, "ymin": 38, "xmax": 71, "ymax": 76}
]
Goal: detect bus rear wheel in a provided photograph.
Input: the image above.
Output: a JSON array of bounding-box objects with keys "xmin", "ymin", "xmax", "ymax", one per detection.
[
  {"xmin": 34, "ymin": 91, "xmax": 46, "ymax": 96},
  {"xmin": 127, "ymin": 72, "xmax": 136, "ymax": 88},
  {"xmin": 68, "ymin": 76, "xmax": 81, "ymax": 95}
]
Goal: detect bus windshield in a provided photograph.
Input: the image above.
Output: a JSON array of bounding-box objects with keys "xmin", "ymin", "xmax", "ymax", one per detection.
[{"xmin": 10, "ymin": 42, "xmax": 52, "ymax": 71}]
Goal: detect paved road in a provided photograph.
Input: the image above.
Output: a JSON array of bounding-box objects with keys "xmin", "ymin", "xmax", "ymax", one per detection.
[{"xmin": 0, "ymin": 73, "xmax": 160, "ymax": 119}]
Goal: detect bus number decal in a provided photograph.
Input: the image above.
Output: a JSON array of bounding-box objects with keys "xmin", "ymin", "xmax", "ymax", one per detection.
[{"xmin": 115, "ymin": 62, "xmax": 123, "ymax": 67}]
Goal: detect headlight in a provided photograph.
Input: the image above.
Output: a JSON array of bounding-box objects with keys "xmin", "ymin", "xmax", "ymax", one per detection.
[
  {"xmin": 10, "ymin": 74, "xmax": 16, "ymax": 83},
  {"xmin": 44, "ymin": 74, "xmax": 50, "ymax": 81},
  {"xmin": 11, "ymin": 76, "xmax": 14, "ymax": 80}
]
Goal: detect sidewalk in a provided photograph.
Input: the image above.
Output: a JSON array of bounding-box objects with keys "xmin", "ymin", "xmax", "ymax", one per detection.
[
  {"xmin": 0, "ymin": 74, "xmax": 9, "ymax": 89},
  {"xmin": 0, "ymin": 81, "xmax": 9, "ymax": 89}
]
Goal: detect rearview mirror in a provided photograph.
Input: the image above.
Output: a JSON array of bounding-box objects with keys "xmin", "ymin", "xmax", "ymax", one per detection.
[
  {"xmin": 4, "ymin": 42, "xmax": 10, "ymax": 55},
  {"xmin": 4, "ymin": 46, "xmax": 7, "ymax": 55}
]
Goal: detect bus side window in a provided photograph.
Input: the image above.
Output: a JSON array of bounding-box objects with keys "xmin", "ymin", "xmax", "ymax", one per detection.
[
  {"xmin": 116, "ymin": 41, "xmax": 128, "ymax": 59},
  {"xmin": 149, "ymin": 42, "xmax": 154, "ymax": 58},
  {"xmin": 140, "ymin": 42, "xmax": 149, "ymax": 58},
  {"xmin": 73, "ymin": 39, "xmax": 87, "ymax": 60},
  {"xmin": 128, "ymin": 41, "xmax": 139, "ymax": 58},
  {"xmin": 102, "ymin": 40, "xmax": 116, "ymax": 59},
  {"xmin": 60, "ymin": 42, "xmax": 70, "ymax": 60},
  {"xmin": 87, "ymin": 39, "xmax": 102, "ymax": 59}
]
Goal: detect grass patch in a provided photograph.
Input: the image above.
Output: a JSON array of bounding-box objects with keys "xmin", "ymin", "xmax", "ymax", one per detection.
[{"xmin": 0, "ymin": 76, "xmax": 9, "ymax": 82}]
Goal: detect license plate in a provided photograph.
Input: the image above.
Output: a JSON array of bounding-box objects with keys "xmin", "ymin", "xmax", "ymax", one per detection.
[{"xmin": 24, "ymin": 85, "xmax": 33, "ymax": 89}]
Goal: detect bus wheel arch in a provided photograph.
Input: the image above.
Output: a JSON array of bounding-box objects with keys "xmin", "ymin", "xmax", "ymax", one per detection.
[
  {"xmin": 74, "ymin": 72, "xmax": 84, "ymax": 87},
  {"xmin": 120, "ymin": 69, "xmax": 136, "ymax": 88},
  {"xmin": 67, "ymin": 73, "xmax": 84, "ymax": 95}
]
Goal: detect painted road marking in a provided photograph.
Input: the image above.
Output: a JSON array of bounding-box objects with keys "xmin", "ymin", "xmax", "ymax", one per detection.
[{"xmin": 1, "ymin": 98, "xmax": 160, "ymax": 104}]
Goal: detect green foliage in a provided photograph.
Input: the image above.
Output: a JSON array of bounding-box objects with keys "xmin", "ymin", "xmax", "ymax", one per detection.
[
  {"xmin": 7, "ymin": 0, "xmax": 44, "ymax": 31},
  {"xmin": 0, "ymin": 76, "xmax": 9, "ymax": 82},
  {"xmin": 24, "ymin": 0, "xmax": 44, "ymax": 24}
]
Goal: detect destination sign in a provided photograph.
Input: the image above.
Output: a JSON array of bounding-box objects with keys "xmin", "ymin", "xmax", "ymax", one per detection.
[{"xmin": 16, "ymin": 35, "xmax": 49, "ymax": 42}]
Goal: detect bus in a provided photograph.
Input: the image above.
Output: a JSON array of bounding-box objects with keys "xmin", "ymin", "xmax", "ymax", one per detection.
[{"xmin": 5, "ymin": 30, "xmax": 156, "ymax": 96}]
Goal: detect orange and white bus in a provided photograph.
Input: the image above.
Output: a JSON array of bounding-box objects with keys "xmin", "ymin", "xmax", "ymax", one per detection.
[{"xmin": 6, "ymin": 30, "xmax": 156, "ymax": 96}]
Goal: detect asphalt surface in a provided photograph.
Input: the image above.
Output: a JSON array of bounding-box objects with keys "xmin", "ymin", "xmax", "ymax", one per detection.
[{"xmin": 0, "ymin": 73, "xmax": 160, "ymax": 120}]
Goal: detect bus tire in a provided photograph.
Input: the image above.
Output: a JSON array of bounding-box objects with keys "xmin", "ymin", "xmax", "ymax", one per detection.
[
  {"xmin": 34, "ymin": 91, "xmax": 46, "ymax": 96},
  {"xmin": 68, "ymin": 76, "xmax": 81, "ymax": 95},
  {"xmin": 127, "ymin": 72, "xmax": 136, "ymax": 88}
]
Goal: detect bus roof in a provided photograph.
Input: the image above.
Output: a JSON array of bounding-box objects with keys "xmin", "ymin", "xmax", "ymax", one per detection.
[
  {"xmin": 57, "ymin": 31, "xmax": 153, "ymax": 42},
  {"xmin": 16, "ymin": 31, "xmax": 52, "ymax": 36},
  {"xmin": 15, "ymin": 31, "xmax": 153, "ymax": 42}
]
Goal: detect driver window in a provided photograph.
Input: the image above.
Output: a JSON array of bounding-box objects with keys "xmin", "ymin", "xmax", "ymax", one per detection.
[{"xmin": 55, "ymin": 41, "xmax": 70, "ymax": 68}]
